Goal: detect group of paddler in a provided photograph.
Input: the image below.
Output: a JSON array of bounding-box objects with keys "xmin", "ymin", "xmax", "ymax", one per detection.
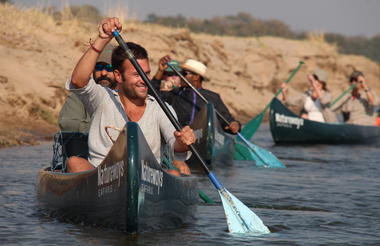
[
  {"xmin": 280, "ymin": 69, "xmax": 378, "ymax": 126},
  {"xmin": 57, "ymin": 17, "xmax": 271, "ymax": 234},
  {"xmin": 55, "ymin": 16, "xmax": 379, "ymax": 234}
]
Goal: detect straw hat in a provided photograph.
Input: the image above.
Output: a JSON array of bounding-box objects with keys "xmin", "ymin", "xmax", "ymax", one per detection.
[
  {"xmin": 313, "ymin": 69, "xmax": 328, "ymax": 83},
  {"xmin": 181, "ymin": 59, "xmax": 209, "ymax": 81}
]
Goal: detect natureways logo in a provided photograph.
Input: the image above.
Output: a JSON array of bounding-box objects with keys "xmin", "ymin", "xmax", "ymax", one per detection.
[{"xmin": 275, "ymin": 113, "xmax": 304, "ymax": 129}]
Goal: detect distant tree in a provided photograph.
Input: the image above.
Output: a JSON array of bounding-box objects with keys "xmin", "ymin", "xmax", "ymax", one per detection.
[
  {"xmin": 0, "ymin": 0, "xmax": 12, "ymax": 4},
  {"xmin": 50, "ymin": 4, "xmax": 102, "ymax": 23},
  {"xmin": 144, "ymin": 12, "xmax": 380, "ymax": 64},
  {"xmin": 70, "ymin": 4, "xmax": 101, "ymax": 23}
]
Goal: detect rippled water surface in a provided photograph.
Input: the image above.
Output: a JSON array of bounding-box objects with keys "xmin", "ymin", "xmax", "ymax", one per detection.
[{"xmin": 1, "ymin": 124, "xmax": 379, "ymax": 245}]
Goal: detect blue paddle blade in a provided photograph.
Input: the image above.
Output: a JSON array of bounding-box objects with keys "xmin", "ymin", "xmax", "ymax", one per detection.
[
  {"xmin": 234, "ymin": 133, "xmax": 285, "ymax": 168},
  {"xmin": 245, "ymin": 141, "xmax": 285, "ymax": 168},
  {"xmin": 219, "ymin": 188, "xmax": 270, "ymax": 234}
]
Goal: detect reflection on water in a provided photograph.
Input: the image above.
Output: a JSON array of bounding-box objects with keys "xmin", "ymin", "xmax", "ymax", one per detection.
[{"xmin": 0, "ymin": 125, "xmax": 380, "ymax": 245}]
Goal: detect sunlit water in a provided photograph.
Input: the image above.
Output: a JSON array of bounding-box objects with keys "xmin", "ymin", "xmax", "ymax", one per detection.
[{"xmin": 0, "ymin": 124, "xmax": 379, "ymax": 245}]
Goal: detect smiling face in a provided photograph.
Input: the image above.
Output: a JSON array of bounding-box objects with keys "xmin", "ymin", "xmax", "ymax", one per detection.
[{"xmin": 115, "ymin": 58, "xmax": 151, "ymax": 101}]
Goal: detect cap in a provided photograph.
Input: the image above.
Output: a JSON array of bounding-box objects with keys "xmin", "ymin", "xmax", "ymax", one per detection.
[
  {"xmin": 165, "ymin": 60, "xmax": 182, "ymax": 73},
  {"xmin": 313, "ymin": 69, "xmax": 328, "ymax": 83},
  {"xmin": 97, "ymin": 44, "xmax": 115, "ymax": 64}
]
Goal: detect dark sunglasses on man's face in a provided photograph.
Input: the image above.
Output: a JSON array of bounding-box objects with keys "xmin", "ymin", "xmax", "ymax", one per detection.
[{"xmin": 95, "ymin": 63, "xmax": 113, "ymax": 72}]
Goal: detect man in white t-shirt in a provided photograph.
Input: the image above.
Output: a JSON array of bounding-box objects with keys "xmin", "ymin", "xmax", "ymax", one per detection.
[{"xmin": 66, "ymin": 17, "xmax": 195, "ymax": 174}]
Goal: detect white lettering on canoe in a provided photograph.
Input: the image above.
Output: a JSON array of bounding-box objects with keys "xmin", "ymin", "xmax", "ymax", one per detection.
[
  {"xmin": 141, "ymin": 160, "xmax": 163, "ymax": 195},
  {"xmin": 194, "ymin": 128, "xmax": 203, "ymax": 144},
  {"xmin": 215, "ymin": 130, "xmax": 225, "ymax": 146},
  {"xmin": 97, "ymin": 161, "xmax": 125, "ymax": 197},
  {"xmin": 97, "ymin": 161, "xmax": 124, "ymax": 187},
  {"xmin": 275, "ymin": 113, "xmax": 304, "ymax": 129}
]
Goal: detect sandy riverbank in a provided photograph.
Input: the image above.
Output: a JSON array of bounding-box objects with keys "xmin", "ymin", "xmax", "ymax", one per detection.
[{"xmin": 0, "ymin": 4, "xmax": 379, "ymax": 148}]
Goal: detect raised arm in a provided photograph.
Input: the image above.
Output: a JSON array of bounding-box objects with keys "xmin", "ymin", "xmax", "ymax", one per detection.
[
  {"xmin": 359, "ymin": 76, "xmax": 376, "ymax": 105},
  {"xmin": 308, "ymin": 74, "xmax": 323, "ymax": 99},
  {"xmin": 153, "ymin": 55, "xmax": 171, "ymax": 81},
  {"xmin": 71, "ymin": 17, "xmax": 122, "ymax": 88}
]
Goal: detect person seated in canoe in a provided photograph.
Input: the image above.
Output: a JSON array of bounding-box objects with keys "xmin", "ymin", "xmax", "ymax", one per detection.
[
  {"xmin": 59, "ymin": 44, "xmax": 117, "ymax": 133},
  {"xmin": 281, "ymin": 69, "xmax": 336, "ymax": 122},
  {"xmin": 334, "ymin": 71, "xmax": 378, "ymax": 126},
  {"xmin": 151, "ymin": 56, "xmax": 241, "ymax": 134},
  {"xmin": 376, "ymin": 109, "xmax": 380, "ymax": 126},
  {"xmin": 65, "ymin": 17, "xmax": 195, "ymax": 176}
]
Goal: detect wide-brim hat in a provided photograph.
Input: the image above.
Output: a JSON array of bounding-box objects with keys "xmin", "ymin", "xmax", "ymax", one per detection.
[
  {"xmin": 313, "ymin": 69, "xmax": 328, "ymax": 83},
  {"xmin": 97, "ymin": 44, "xmax": 115, "ymax": 64},
  {"xmin": 181, "ymin": 59, "xmax": 209, "ymax": 81},
  {"xmin": 165, "ymin": 60, "xmax": 182, "ymax": 73}
]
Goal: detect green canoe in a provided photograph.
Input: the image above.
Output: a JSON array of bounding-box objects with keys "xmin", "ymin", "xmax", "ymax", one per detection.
[
  {"xmin": 36, "ymin": 122, "xmax": 198, "ymax": 233},
  {"xmin": 269, "ymin": 98, "xmax": 380, "ymax": 144},
  {"xmin": 187, "ymin": 103, "xmax": 236, "ymax": 167}
]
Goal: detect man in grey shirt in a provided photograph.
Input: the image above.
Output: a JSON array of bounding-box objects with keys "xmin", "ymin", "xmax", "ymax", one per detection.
[{"xmin": 66, "ymin": 17, "xmax": 195, "ymax": 173}]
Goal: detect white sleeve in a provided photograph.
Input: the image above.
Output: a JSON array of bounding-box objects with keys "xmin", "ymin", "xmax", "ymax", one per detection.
[{"xmin": 65, "ymin": 78, "xmax": 107, "ymax": 116}]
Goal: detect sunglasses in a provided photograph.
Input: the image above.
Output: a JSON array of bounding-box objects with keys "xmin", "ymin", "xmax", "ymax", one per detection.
[
  {"xmin": 95, "ymin": 63, "xmax": 113, "ymax": 72},
  {"xmin": 183, "ymin": 70, "xmax": 195, "ymax": 76},
  {"xmin": 164, "ymin": 72, "xmax": 179, "ymax": 77}
]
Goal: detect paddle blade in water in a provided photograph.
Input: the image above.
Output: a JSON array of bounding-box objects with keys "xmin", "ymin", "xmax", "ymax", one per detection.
[
  {"xmin": 246, "ymin": 140, "xmax": 285, "ymax": 168},
  {"xmin": 240, "ymin": 112, "xmax": 265, "ymax": 140},
  {"xmin": 234, "ymin": 134, "xmax": 285, "ymax": 168},
  {"xmin": 233, "ymin": 141, "xmax": 253, "ymax": 160},
  {"xmin": 219, "ymin": 188, "xmax": 270, "ymax": 234}
]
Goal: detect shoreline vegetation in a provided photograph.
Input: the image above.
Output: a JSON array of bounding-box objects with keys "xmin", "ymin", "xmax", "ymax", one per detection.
[{"xmin": 0, "ymin": 2, "xmax": 379, "ymax": 148}]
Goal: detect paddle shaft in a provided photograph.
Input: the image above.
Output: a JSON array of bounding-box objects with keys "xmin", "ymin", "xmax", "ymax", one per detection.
[
  {"xmin": 168, "ymin": 63, "xmax": 276, "ymax": 164},
  {"xmin": 167, "ymin": 63, "xmax": 232, "ymax": 125},
  {"xmin": 262, "ymin": 61, "xmax": 304, "ymax": 113},
  {"xmin": 167, "ymin": 63, "xmax": 271, "ymax": 165},
  {"xmin": 112, "ymin": 31, "xmax": 223, "ymax": 185},
  {"xmin": 329, "ymin": 83, "xmax": 357, "ymax": 108},
  {"xmin": 113, "ymin": 32, "xmax": 271, "ymax": 233}
]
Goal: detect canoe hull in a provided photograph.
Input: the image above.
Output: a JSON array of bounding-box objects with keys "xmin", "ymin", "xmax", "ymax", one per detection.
[
  {"xmin": 36, "ymin": 122, "xmax": 198, "ymax": 233},
  {"xmin": 269, "ymin": 98, "xmax": 380, "ymax": 144},
  {"xmin": 188, "ymin": 103, "xmax": 235, "ymax": 167}
]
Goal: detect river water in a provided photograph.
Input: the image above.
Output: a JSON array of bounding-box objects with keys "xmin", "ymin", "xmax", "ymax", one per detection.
[{"xmin": 1, "ymin": 124, "xmax": 379, "ymax": 245}]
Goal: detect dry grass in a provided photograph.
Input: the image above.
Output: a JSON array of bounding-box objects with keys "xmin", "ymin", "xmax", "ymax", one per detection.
[
  {"xmin": 0, "ymin": 1, "xmax": 141, "ymax": 45},
  {"xmin": 306, "ymin": 31, "xmax": 338, "ymax": 54},
  {"xmin": 0, "ymin": 3, "xmax": 56, "ymax": 37}
]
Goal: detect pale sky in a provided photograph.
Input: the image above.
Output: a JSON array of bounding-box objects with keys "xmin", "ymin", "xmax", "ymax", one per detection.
[{"xmin": 12, "ymin": 0, "xmax": 380, "ymax": 37}]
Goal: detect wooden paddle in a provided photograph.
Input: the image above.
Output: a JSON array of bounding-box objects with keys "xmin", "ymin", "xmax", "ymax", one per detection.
[
  {"xmin": 113, "ymin": 31, "xmax": 270, "ymax": 234},
  {"xmin": 240, "ymin": 61, "xmax": 304, "ymax": 140},
  {"xmin": 167, "ymin": 62, "xmax": 284, "ymax": 168}
]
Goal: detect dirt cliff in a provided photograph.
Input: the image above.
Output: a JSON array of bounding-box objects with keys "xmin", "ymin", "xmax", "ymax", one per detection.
[{"xmin": 0, "ymin": 4, "xmax": 379, "ymax": 147}]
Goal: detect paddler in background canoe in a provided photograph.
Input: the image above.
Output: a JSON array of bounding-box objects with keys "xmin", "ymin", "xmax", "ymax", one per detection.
[
  {"xmin": 280, "ymin": 69, "xmax": 337, "ymax": 122},
  {"xmin": 333, "ymin": 71, "xmax": 378, "ymax": 126},
  {"xmin": 65, "ymin": 17, "xmax": 195, "ymax": 175},
  {"xmin": 151, "ymin": 55, "xmax": 241, "ymax": 134}
]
